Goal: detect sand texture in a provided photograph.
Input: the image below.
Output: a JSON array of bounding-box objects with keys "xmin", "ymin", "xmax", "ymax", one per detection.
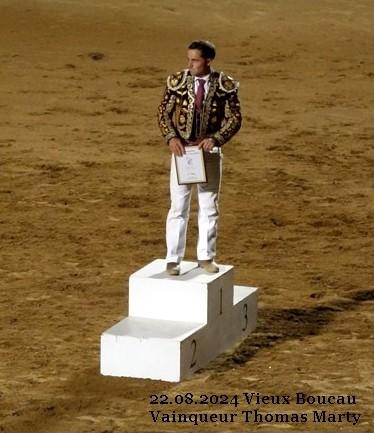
[{"xmin": 0, "ymin": 0, "xmax": 373, "ymax": 432}]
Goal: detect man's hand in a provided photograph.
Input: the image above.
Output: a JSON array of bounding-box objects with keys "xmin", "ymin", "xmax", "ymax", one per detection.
[
  {"xmin": 168, "ymin": 137, "xmax": 185, "ymax": 156},
  {"xmin": 198, "ymin": 137, "xmax": 216, "ymax": 152}
]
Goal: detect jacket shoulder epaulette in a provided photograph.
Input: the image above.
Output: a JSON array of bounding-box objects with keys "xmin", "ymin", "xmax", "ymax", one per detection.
[
  {"xmin": 166, "ymin": 70, "xmax": 188, "ymax": 91},
  {"xmin": 218, "ymin": 72, "xmax": 239, "ymax": 93}
]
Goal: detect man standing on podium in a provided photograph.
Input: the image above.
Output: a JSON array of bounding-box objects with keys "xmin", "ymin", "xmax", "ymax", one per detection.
[{"xmin": 158, "ymin": 40, "xmax": 242, "ymax": 276}]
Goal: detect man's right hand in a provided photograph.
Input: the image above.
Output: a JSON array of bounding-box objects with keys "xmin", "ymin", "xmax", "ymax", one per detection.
[{"xmin": 168, "ymin": 137, "xmax": 185, "ymax": 157}]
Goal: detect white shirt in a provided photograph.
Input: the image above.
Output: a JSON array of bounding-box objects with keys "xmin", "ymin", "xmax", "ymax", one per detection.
[{"xmin": 194, "ymin": 73, "xmax": 210, "ymax": 100}]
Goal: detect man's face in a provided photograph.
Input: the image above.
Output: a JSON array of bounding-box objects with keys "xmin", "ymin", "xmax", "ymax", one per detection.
[{"xmin": 187, "ymin": 49, "xmax": 211, "ymax": 77}]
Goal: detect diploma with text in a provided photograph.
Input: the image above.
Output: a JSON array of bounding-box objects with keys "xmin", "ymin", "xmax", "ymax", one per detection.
[{"xmin": 175, "ymin": 146, "xmax": 207, "ymax": 185}]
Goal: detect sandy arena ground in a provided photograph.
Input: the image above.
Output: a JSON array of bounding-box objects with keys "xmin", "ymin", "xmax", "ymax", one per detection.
[{"xmin": 0, "ymin": 0, "xmax": 373, "ymax": 432}]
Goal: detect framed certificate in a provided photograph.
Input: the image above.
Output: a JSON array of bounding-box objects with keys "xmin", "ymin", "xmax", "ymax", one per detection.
[{"xmin": 174, "ymin": 146, "xmax": 207, "ymax": 185}]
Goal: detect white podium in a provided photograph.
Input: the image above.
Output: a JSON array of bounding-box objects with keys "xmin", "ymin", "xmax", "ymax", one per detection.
[{"xmin": 100, "ymin": 259, "xmax": 258, "ymax": 382}]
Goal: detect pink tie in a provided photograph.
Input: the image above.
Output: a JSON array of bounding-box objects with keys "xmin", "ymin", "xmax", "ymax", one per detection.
[{"xmin": 195, "ymin": 79, "xmax": 205, "ymax": 112}]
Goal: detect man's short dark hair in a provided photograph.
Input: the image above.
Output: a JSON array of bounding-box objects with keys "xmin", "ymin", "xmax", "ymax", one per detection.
[{"xmin": 188, "ymin": 40, "xmax": 216, "ymax": 59}]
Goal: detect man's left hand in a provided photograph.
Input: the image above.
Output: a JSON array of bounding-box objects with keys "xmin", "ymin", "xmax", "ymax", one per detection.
[{"xmin": 198, "ymin": 138, "xmax": 217, "ymax": 152}]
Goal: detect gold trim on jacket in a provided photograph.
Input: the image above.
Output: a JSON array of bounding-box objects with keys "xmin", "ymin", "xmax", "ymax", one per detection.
[{"xmin": 158, "ymin": 69, "xmax": 242, "ymax": 146}]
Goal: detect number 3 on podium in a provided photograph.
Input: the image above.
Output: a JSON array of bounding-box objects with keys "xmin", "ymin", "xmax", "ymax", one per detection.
[
  {"xmin": 190, "ymin": 339, "xmax": 197, "ymax": 368},
  {"xmin": 242, "ymin": 303, "xmax": 248, "ymax": 331}
]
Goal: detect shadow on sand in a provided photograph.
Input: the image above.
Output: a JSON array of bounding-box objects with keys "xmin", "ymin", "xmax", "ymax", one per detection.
[
  {"xmin": 6, "ymin": 289, "xmax": 373, "ymax": 433},
  {"xmin": 203, "ymin": 288, "xmax": 374, "ymax": 373}
]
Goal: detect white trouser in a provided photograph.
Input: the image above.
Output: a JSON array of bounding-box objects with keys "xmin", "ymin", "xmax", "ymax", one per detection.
[{"xmin": 166, "ymin": 151, "xmax": 222, "ymax": 263}]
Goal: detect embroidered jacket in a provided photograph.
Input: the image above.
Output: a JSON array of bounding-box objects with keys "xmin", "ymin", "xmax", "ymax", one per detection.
[{"xmin": 158, "ymin": 69, "xmax": 242, "ymax": 146}]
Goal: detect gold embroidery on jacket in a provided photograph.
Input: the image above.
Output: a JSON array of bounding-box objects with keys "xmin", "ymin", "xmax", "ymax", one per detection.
[{"xmin": 158, "ymin": 69, "xmax": 241, "ymax": 145}]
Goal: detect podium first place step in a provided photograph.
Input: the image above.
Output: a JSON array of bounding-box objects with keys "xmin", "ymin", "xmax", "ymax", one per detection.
[{"xmin": 129, "ymin": 259, "xmax": 234, "ymax": 323}]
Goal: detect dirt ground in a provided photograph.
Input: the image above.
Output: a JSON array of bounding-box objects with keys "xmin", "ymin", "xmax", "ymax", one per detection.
[{"xmin": 0, "ymin": 0, "xmax": 373, "ymax": 432}]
